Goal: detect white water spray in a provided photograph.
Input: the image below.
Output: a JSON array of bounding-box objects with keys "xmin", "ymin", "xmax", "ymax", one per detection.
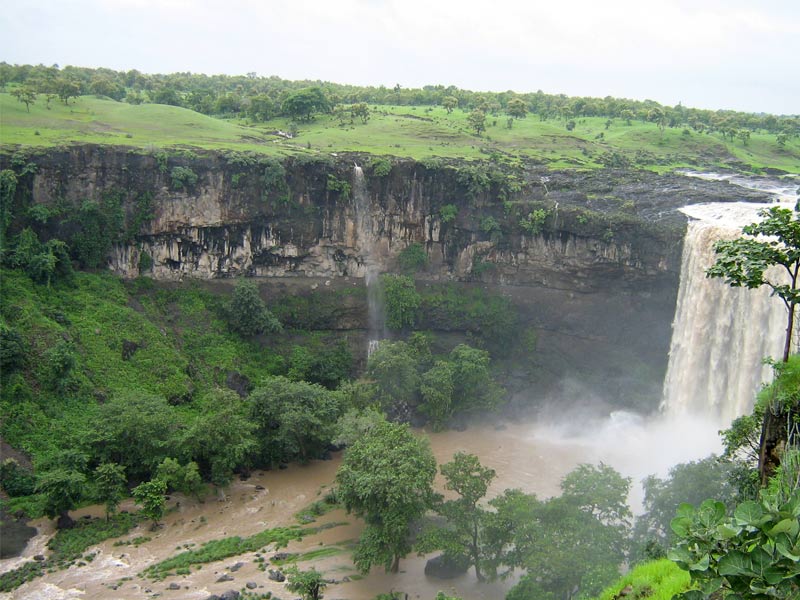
[
  {"xmin": 353, "ymin": 165, "xmax": 385, "ymax": 354},
  {"xmin": 662, "ymin": 174, "xmax": 799, "ymax": 426}
]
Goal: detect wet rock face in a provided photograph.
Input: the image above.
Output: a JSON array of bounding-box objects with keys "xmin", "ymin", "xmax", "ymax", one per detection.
[{"xmin": 5, "ymin": 145, "xmax": 732, "ymax": 290}]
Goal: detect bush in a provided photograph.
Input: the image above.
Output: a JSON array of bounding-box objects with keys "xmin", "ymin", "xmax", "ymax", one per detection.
[
  {"xmin": 262, "ymin": 158, "xmax": 289, "ymax": 202},
  {"xmin": 326, "ymin": 174, "xmax": 351, "ymax": 199},
  {"xmin": 381, "ymin": 274, "xmax": 421, "ymax": 330},
  {"xmin": 439, "ymin": 204, "xmax": 458, "ymax": 224},
  {"xmin": 519, "ymin": 209, "xmax": 549, "ymax": 235},
  {"xmin": 397, "ymin": 243, "xmax": 428, "ymax": 273},
  {"xmin": 226, "ymin": 278, "xmax": 282, "ymax": 336},
  {"xmin": 0, "ymin": 325, "xmax": 28, "ymax": 373},
  {"xmin": 0, "ymin": 458, "xmax": 36, "ymax": 497},
  {"xmin": 170, "ymin": 166, "xmax": 198, "ymax": 190},
  {"xmin": 370, "ymin": 158, "xmax": 392, "ymax": 177}
]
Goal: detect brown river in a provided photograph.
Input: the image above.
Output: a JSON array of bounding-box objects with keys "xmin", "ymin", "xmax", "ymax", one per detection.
[{"xmin": 0, "ymin": 415, "xmax": 721, "ymax": 600}]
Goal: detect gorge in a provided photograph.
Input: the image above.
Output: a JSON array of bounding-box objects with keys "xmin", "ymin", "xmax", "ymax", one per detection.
[{"xmin": 1, "ymin": 144, "xmax": 797, "ymax": 599}]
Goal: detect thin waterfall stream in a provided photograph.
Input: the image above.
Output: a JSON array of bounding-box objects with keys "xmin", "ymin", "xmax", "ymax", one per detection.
[{"xmin": 353, "ymin": 164, "xmax": 385, "ymax": 354}]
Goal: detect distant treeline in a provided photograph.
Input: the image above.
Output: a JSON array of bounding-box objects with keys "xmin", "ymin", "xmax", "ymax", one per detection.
[{"xmin": 2, "ymin": 62, "xmax": 798, "ymax": 138}]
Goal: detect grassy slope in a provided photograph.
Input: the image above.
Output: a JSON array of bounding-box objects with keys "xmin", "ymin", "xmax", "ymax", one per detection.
[
  {"xmin": 0, "ymin": 270, "xmax": 286, "ymax": 458},
  {"xmin": 2, "ymin": 94, "xmax": 798, "ymax": 173},
  {"xmin": 592, "ymin": 559, "xmax": 692, "ymax": 600},
  {"xmin": 0, "ymin": 94, "xmax": 285, "ymax": 154}
]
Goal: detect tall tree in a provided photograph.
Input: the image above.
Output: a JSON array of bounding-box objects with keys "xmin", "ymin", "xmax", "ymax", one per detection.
[
  {"xmin": 417, "ymin": 452, "xmax": 496, "ymax": 581},
  {"xmin": 467, "ymin": 109, "xmax": 487, "ymax": 136},
  {"xmin": 11, "ymin": 86, "xmax": 37, "ymax": 112},
  {"xmin": 336, "ymin": 421, "xmax": 436, "ymax": 573},
  {"xmin": 707, "ymin": 205, "xmax": 800, "ymax": 483},
  {"xmin": 94, "ymin": 462, "xmax": 127, "ymax": 521},
  {"xmin": 132, "ymin": 478, "xmax": 167, "ymax": 528}
]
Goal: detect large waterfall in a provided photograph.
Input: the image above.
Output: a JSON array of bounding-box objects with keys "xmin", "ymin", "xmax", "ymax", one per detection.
[
  {"xmin": 353, "ymin": 165, "xmax": 385, "ymax": 354},
  {"xmin": 661, "ymin": 175, "xmax": 798, "ymax": 426}
]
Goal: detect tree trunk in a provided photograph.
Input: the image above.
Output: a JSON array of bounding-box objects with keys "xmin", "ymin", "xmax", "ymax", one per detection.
[
  {"xmin": 759, "ymin": 407, "xmax": 786, "ymax": 486},
  {"xmin": 759, "ymin": 304, "xmax": 796, "ymax": 485},
  {"xmin": 390, "ymin": 554, "xmax": 400, "ymax": 573}
]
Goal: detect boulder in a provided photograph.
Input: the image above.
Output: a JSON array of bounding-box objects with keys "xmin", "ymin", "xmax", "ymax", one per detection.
[{"xmin": 424, "ymin": 553, "xmax": 470, "ymax": 579}]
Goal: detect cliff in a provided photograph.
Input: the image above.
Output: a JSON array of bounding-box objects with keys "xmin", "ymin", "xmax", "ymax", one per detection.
[{"xmin": 0, "ymin": 145, "xmax": 775, "ymax": 408}]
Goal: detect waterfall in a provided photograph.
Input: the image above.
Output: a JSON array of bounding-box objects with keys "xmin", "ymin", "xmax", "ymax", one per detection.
[
  {"xmin": 353, "ymin": 164, "xmax": 385, "ymax": 354},
  {"xmin": 661, "ymin": 179, "xmax": 798, "ymax": 426}
]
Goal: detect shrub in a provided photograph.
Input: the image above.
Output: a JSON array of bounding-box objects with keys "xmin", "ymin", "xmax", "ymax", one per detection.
[
  {"xmin": 381, "ymin": 274, "xmax": 421, "ymax": 330},
  {"xmin": 226, "ymin": 278, "xmax": 282, "ymax": 336},
  {"xmin": 261, "ymin": 158, "xmax": 289, "ymax": 202},
  {"xmin": 0, "ymin": 458, "xmax": 36, "ymax": 497},
  {"xmin": 439, "ymin": 204, "xmax": 458, "ymax": 224},
  {"xmin": 170, "ymin": 166, "xmax": 198, "ymax": 190},
  {"xmin": 397, "ymin": 243, "xmax": 428, "ymax": 273},
  {"xmin": 519, "ymin": 209, "xmax": 549, "ymax": 235}
]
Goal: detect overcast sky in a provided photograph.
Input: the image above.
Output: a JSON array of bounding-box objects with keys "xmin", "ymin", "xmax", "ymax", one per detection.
[{"xmin": 2, "ymin": 0, "xmax": 798, "ymax": 115}]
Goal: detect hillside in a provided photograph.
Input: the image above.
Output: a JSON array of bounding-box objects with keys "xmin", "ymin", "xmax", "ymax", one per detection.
[{"xmin": 2, "ymin": 94, "xmax": 798, "ymax": 173}]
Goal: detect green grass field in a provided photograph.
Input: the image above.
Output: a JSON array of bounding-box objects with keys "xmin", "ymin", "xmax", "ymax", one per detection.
[{"xmin": 2, "ymin": 94, "xmax": 798, "ymax": 172}]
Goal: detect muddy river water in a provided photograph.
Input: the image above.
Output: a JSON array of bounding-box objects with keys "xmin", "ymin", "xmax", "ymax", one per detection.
[{"xmin": 0, "ymin": 415, "xmax": 720, "ymax": 600}]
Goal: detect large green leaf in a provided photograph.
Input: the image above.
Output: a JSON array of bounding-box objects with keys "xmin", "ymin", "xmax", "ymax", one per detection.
[
  {"xmin": 671, "ymin": 516, "xmax": 693, "ymax": 537},
  {"xmin": 718, "ymin": 523, "xmax": 743, "ymax": 539},
  {"xmin": 775, "ymin": 537, "xmax": 800, "ymax": 561},
  {"xmin": 701, "ymin": 577, "xmax": 723, "ymax": 595},
  {"xmin": 698, "ymin": 499, "xmax": 726, "ymax": 527},
  {"xmin": 768, "ymin": 518, "xmax": 798, "ymax": 538},
  {"xmin": 675, "ymin": 502, "xmax": 696, "ymax": 518},
  {"xmin": 762, "ymin": 565, "xmax": 787, "ymax": 586},
  {"xmin": 689, "ymin": 553, "xmax": 710, "ymax": 571},
  {"xmin": 667, "ymin": 545, "xmax": 693, "ymax": 565},
  {"xmin": 734, "ymin": 501, "xmax": 764, "ymax": 526},
  {"xmin": 717, "ymin": 550, "xmax": 753, "ymax": 577}
]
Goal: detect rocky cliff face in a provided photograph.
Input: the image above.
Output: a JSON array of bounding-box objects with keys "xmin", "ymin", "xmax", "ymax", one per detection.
[{"xmin": 2, "ymin": 145, "xmax": 775, "ymax": 408}]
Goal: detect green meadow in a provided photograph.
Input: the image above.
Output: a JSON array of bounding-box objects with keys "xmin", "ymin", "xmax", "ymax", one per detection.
[{"xmin": 1, "ymin": 93, "xmax": 798, "ymax": 173}]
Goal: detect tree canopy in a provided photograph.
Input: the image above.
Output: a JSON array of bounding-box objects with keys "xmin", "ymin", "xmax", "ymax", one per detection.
[{"xmin": 336, "ymin": 420, "xmax": 437, "ymax": 573}]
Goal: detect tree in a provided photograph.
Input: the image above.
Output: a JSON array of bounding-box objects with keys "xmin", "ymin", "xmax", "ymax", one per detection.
[
  {"xmin": 249, "ymin": 376, "xmax": 343, "ymax": 466},
  {"xmin": 226, "ymin": 278, "xmax": 282, "ymax": 336},
  {"xmin": 418, "ymin": 453, "xmax": 496, "ymax": 581},
  {"xmin": 351, "ymin": 102, "xmax": 370, "ymax": 124},
  {"xmin": 11, "ymin": 86, "xmax": 37, "ymax": 112},
  {"xmin": 94, "ymin": 462, "xmax": 127, "ymax": 521},
  {"xmin": 448, "ymin": 344, "xmax": 503, "ymax": 414},
  {"xmin": 442, "ymin": 96, "xmax": 458, "ymax": 114},
  {"xmin": 707, "ymin": 205, "xmax": 800, "ymax": 482},
  {"xmin": 648, "ymin": 107, "xmax": 668, "ymax": 137},
  {"xmin": 467, "ymin": 109, "xmax": 487, "ymax": 136},
  {"xmin": 506, "ymin": 98, "xmax": 527, "ymax": 120},
  {"xmin": 336, "ymin": 420, "xmax": 437, "ymax": 573},
  {"xmin": 487, "ymin": 463, "xmax": 632, "ymax": 598},
  {"xmin": 132, "ymin": 478, "xmax": 167, "ymax": 528},
  {"xmin": 247, "ymin": 93, "xmax": 275, "ymax": 121},
  {"xmin": 92, "ymin": 390, "xmax": 182, "ymax": 480},
  {"xmin": 282, "ymin": 87, "xmax": 330, "ymax": 121},
  {"xmin": 366, "ymin": 340, "xmax": 420, "ymax": 411},
  {"xmin": 54, "ymin": 78, "xmax": 81, "ymax": 105},
  {"xmin": 419, "ymin": 361, "xmax": 455, "ymax": 430},
  {"xmin": 36, "ymin": 468, "xmax": 86, "ymax": 528},
  {"xmin": 182, "ymin": 390, "xmax": 256, "ymax": 485},
  {"xmin": 151, "ymin": 86, "xmax": 182, "ymax": 106},
  {"xmin": 155, "ymin": 457, "xmax": 204, "ymax": 499},
  {"xmin": 285, "ymin": 566, "xmax": 327, "ymax": 600}
]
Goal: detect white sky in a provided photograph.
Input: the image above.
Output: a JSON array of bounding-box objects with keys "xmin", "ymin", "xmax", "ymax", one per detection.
[{"xmin": 1, "ymin": 0, "xmax": 798, "ymax": 115}]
